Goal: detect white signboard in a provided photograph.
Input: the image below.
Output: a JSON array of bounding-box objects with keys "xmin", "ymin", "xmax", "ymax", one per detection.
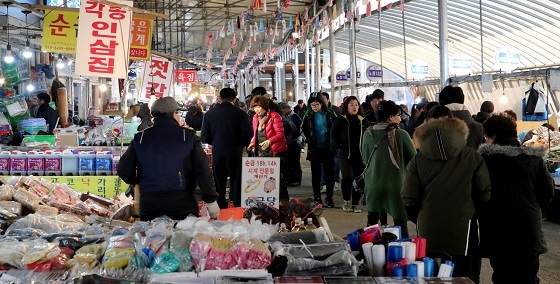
[
  {"xmin": 450, "ymin": 53, "xmax": 473, "ymax": 75},
  {"xmin": 75, "ymin": 0, "xmax": 132, "ymax": 78},
  {"xmin": 139, "ymin": 55, "xmax": 175, "ymax": 103},
  {"xmin": 481, "ymin": 74, "xmax": 493, "ymax": 93},
  {"xmin": 494, "ymin": 45, "xmax": 521, "ymax": 72},
  {"xmin": 241, "ymin": 157, "xmax": 280, "ymax": 209},
  {"xmin": 335, "ymin": 70, "xmax": 348, "ymax": 84},
  {"xmin": 409, "ymin": 60, "xmax": 429, "ymax": 80},
  {"xmin": 551, "ymin": 70, "xmax": 560, "ymax": 92},
  {"xmin": 366, "ymin": 65, "xmax": 383, "ymax": 81}
]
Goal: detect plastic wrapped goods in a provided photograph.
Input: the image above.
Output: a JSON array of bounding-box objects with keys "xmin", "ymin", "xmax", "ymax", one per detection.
[
  {"xmin": 102, "ymin": 235, "xmax": 135, "ymax": 269},
  {"xmin": 22, "ymin": 242, "xmax": 61, "ymax": 265}
]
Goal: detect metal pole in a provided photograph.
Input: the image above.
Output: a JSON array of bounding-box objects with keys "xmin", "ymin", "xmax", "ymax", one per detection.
[
  {"xmin": 315, "ymin": 42, "xmax": 321, "ymax": 92},
  {"xmin": 294, "ymin": 46, "xmax": 300, "ymax": 102},
  {"xmin": 348, "ymin": 1, "xmax": 357, "ymax": 99},
  {"xmin": 329, "ymin": 6, "xmax": 336, "ymax": 104},
  {"xmin": 438, "ymin": 0, "xmax": 449, "ymax": 90},
  {"xmin": 305, "ymin": 39, "xmax": 311, "ymax": 100},
  {"xmin": 310, "ymin": 41, "xmax": 315, "ymax": 92}
]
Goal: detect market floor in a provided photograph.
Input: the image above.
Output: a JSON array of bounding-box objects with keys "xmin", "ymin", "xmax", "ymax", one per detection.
[{"xmin": 288, "ymin": 150, "xmax": 560, "ymax": 284}]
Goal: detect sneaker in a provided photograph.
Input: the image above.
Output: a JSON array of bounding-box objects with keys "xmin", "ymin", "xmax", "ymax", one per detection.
[
  {"xmin": 314, "ymin": 198, "xmax": 323, "ymax": 206},
  {"xmin": 325, "ymin": 198, "xmax": 335, "ymax": 208},
  {"xmin": 342, "ymin": 200, "xmax": 351, "ymax": 211},
  {"xmin": 321, "ymin": 185, "xmax": 327, "ymax": 193},
  {"xmin": 351, "ymin": 206, "xmax": 362, "ymax": 213},
  {"xmin": 334, "ymin": 182, "xmax": 340, "ymax": 191}
]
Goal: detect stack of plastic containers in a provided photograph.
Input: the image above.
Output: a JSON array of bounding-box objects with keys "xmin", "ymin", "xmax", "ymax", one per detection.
[
  {"xmin": 27, "ymin": 150, "xmax": 45, "ymax": 176},
  {"xmin": 95, "ymin": 151, "xmax": 112, "ymax": 175},
  {"xmin": 78, "ymin": 151, "xmax": 96, "ymax": 175},
  {"xmin": 45, "ymin": 150, "xmax": 62, "ymax": 176},
  {"xmin": 0, "ymin": 151, "xmax": 10, "ymax": 175},
  {"xmin": 10, "ymin": 151, "xmax": 27, "ymax": 175},
  {"xmin": 112, "ymin": 155, "xmax": 120, "ymax": 175},
  {"xmin": 62, "ymin": 150, "xmax": 79, "ymax": 176}
]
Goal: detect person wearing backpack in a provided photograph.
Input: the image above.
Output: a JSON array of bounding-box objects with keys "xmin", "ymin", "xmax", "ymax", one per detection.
[
  {"xmin": 248, "ymin": 96, "xmax": 289, "ymax": 201},
  {"xmin": 280, "ymin": 103, "xmax": 303, "ymax": 187}
]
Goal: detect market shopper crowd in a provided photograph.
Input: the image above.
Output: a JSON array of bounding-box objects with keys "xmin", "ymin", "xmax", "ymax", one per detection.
[{"xmin": 118, "ymin": 84, "xmax": 554, "ymax": 284}]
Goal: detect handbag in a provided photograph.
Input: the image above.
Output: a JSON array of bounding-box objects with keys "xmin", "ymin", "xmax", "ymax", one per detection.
[{"xmin": 352, "ymin": 130, "xmax": 388, "ymax": 194}]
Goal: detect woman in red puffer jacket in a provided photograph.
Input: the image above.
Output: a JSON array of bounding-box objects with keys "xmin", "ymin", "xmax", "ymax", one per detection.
[{"xmin": 248, "ymin": 95, "xmax": 289, "ymax": 200}]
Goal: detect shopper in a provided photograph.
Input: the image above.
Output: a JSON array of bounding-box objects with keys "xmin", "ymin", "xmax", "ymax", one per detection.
[
  {"xmin": 136, "ymin": 103, "xmax": 153, "ymax": 131},
  {"xmin": 478, "ymin": 115, "xmax": 553, "ymax": 284},
  {"xmin": 362, "ymin": 100, "xmax": 416, "ymax": 237},
  {"xmin": 363, "ymin": 89, "xmax": 384, "ymax": 125},
  {"xmin": 118, "ymin": 97, "xmax": 219, "ymax": 221},
  {"xmin": 302, "ymin": 93, "xmax": 337, "ymax": 207},
  {"xmin": 202, "ymin": 88, "xmax": 253, "ymax": 208},
  {"xmin": 439, "ymin": 85, "xmax": 484, "ymax": 149},
  {"xmin": 184, "ymin": 104, "xmax": 204, "ymax": 131},
  {"xmin": 35, "ymin": 92, "xmax": 59, "ymax": 133},
  {"xmin": 322, "ymin": 92, "xmax": 341, "ymax": 116},
  {"xmin": 320, "ymin": 92, "xmax": 340, "ymax": 191},
  {"xmin": 294, "ymin": 99, "xmax": 306, "ymax": 119},
  {"xmin": 473, "ymin": 100, "xmax": 494, "ymax": 123},
  {"xmin": 401, "ymin": 117, "xmax": 491, "ymax": 283},
  {"xmin": 280, "ymin": 103, "xmax": 303, "ymax": 186},
  {"xmin": 247, "ymin": 96, "xmax": 289, "ymax": 201},
  {"xmin": 331, "ymin": 96, "xmax": 370, "ymax": 212}
]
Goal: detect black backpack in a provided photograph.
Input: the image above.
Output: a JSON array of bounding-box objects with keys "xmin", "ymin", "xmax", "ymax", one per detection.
[{"xmin": 283, "ymin": 118, "xmax": 299, "ymax": 145}]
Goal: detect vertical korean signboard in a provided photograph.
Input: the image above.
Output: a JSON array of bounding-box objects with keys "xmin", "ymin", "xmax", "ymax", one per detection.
[
  {"xmin": 139, "ymin": 55, "xmax": 174, "ymax": 103},
  {"xmin": 75, "ymin": 0, "xmax": 133, "ymax": 78},
  {"xmin": 129, "ymin": 17, "xmax": 153, "ymax": 60},
  {"xmin": 42, "ymin": 10, "xmax": 79, "ymax": 54},
  {"xmin": 241, "ymin": 157, "xmax": 280, "ymax": 209}
]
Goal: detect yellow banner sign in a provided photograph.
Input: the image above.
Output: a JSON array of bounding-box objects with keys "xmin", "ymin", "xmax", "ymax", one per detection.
[
  {"xmin": 42, "ymin": 9, "xmax": 153, "ymax": 59},
  {"xmin": 42, "ymin": 176, "xmax": 129, "ymax": 198},
  {"xmin": 42, "ymin": 9, "xmax": 79, "ymax": 54}
]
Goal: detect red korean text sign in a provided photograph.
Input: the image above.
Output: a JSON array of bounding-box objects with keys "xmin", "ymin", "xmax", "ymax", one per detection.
[
  {"xmin": 75, "ymin": 0, "xmax": 133, "ymax": 78},
  {"xmin": 175, "ymin": 69, "xmax": 197, "ymax": 83},
  {"xmin": 139, "ymin": 55, "xmax": 175, "ymax": 103},
  {"xmin": 130, "ymin": 17, "xmax": 154, "ymax": 60}
]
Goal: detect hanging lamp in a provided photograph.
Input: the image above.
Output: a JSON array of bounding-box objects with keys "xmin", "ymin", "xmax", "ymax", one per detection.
[
  {"xmin": 3, "ymin": 2, "xmax": 14, "ymax": 63},
  {"xmin": 22, "ymin": 10, "xmax": 32, "ymax": 59}
]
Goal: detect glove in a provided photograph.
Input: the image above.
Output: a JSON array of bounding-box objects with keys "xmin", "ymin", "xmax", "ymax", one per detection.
[
  {"xmin": 206, "ymin": 201, "xmax": 220, "ymax": 219},
  {"xmin": 259, "ymin": 140, "xmax": 271, "ymax": 150}
]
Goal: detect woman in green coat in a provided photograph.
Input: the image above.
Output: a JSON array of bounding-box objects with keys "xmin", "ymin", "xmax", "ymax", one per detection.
[{"xmin": 362, "ymin": 100, "xmax": 416, "ymax": 238}]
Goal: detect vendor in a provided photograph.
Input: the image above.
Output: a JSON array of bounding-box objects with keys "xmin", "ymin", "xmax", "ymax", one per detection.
[
  {"xmin": 118, "ymin": 97, "xmax": 219, "ymax": 221},
  {"xmin": 35, "ymin": 92, "xmax": 59, "ymax": 133}
]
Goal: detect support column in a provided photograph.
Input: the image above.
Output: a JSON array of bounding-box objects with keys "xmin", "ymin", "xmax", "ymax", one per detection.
[
  {"xmin": 329, "ymin": 6, "xmax": 336, "ymax": 104},
  {"xmin": 438, "ymin": 0, "xmax": 449, "ymax": 90},
  {"xmin": 315, "ymin": 42, "xmax": 321, "ymax": 92},
  {"xmin": 244, "ymin": 69, "xmax": 250, "ymax": 102},
  {"xmin": 348, "ymin": 1, "xmax": 357, "ymax": 99},
  {"xmin": 310, "ymin": 42, "xmax": 315, "ymax": 92},
  {"xmin": 305, "ymin": 39, "xmax": 311, "ymax": 101},
  {"xmin": 271, "ymin": 71, "xmax": 276, "ymax": 97},
  {"xmin": 294, "ymin": 46, "xmax": 300, "ymax": 103},
  {"xmin": 277, "ymin": 62, "xmax": 286, "ymax": 102}
]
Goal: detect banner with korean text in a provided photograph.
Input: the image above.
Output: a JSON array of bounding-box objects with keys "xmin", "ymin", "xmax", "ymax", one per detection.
[
  {"xmin": 42, "ymin": 10, "xmax": 79, "ymax": 54},
  {"xmin": 241, "ymin": 157, "xmax": 280, "ymax": 209},
  {"xmin": 130, "ymin": 17, "xmax": 153, "ymax": 60},
  {"xmin": 75, "ymin": 0, "xmax": 133, "ymax": 78},
  {"xmin": 139, "ymin": 55, "xmax": 174, "ymax": 103},
  {"xmin": 175, "ymin": 69, "xmax": 197, "ymax": 83}
]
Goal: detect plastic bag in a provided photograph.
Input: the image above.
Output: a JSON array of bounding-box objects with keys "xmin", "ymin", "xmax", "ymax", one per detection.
[
  {"xmin": 142, "ymin": 223, "xmax": 173, "ymax": 266},
  {"xmin": 267, "ymin": 227, "xmax": 329, "ymax": 244},
  {"xmin": 6, "ymin": 214, "xmax": 87, "ymax": 234},
  {"xmin": 0, "ymin": 184, "xmax": 14, "ymax": 201},
  {"xmin": 151, "ymin": 252, "xmax": 180, "ymax": 274},
  {"xmin": 205, "ymin": 235, "xmax": 235, "ymax": 270},
  {"xmin": 231, "ymin": 239, "xmax": 271, "ymax": 269},
  {"xmin": 13, "ymin": 188, "xmax": 41, "ymax": 210},
  {"xmin": 272, "ymin": 241, "xmax": 351, "ymax": 261},
  {"xmin": 283, "ymin": 250, "xmax": 359, "ymax": 276},
  {"xmin": 102, "ymin": 235, "xmax": 135, "ymax": 269},
  {"xmin": 0, "ymin": 240, "xmax": 29, "ymax": 268},
  {"xmin": 22, "ymin": 242, "xmax": 61, "ymax": 265},
  {"xmin": 190, "ymin": 234, "xmax": 212, "ymax": 272}
]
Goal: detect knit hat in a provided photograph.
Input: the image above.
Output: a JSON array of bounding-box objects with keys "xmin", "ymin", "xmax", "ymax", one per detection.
[{"xmin": 151, "ymin": 97, "xmax": 180, "ymax": 117}]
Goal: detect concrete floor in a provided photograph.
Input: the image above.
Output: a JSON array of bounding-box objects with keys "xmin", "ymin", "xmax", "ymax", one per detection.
[{"xmin": 288, "ymin": 151, "xmax": 560, "ymax": 284}]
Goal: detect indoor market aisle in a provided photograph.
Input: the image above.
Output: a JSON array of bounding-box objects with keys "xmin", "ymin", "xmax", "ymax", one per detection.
[{"xmin": 289, "ymin": 150, "xmax": 560, "ymax": 283}]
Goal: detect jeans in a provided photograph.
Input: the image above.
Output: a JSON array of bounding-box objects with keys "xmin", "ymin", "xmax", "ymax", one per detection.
[
  {"xmin": 310, "ymin": 148, "xmax": 334, "ymax": 201},
  {"xmin": 337, "ymin": 157, "xmax": 363, "ymax": 205},
  {"xmin": 367, "ymin": 212, "xmax": 409, "ymax": 238},
  {"xmin": 212, "ymin": 155, "xmax": 243, "ymax": 208},
  {"xmin": 321, "ymin": 157, "xmax": 340, "ymax": 185},
  {"xmin": 285, "ymin": 143, "xmax": 302, "ymax": 183}
]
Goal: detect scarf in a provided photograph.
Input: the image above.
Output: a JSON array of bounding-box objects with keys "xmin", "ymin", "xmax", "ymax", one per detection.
[
  {"xmin": 371, "ymin": 122, "xmax": 401, "ymax": 169},
  {"xmin": 258, "ymin": 112, "xmax": 269, "ymax": 131}
]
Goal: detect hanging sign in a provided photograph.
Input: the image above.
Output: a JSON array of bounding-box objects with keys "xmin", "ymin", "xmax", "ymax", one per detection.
[
  {"xmin": 409, "ymin": 60, "xmax": 429, "ymax": 80},
  {"xmin": 346, "ymin": 69, "xmax": 361, "ymax": 79},
  {"xmin": 450, "ymin": 53, "xmax": 473, "ymax": 75},
  {"xmin": 335, "ymin": 70, "xmax": 348, "ymax": 84},
  {"xmin": 42, "ymin": 10, "xmax": 80, "ymax": 54},
  {"xmin": 175, "ymin": 69, "xmax": 197, "ymax": 83},
  {"xmin": 129, "ymin": 17, "xmax": 154, "ymax": 60},
  {"xmin": 494, "ymin": 45, "xmax": 521, "ymax": 72},
  {"xmin": 139, "ymin": 55, "xmax": 174, "ymax": 103},
  {"xmin": 75, "ymin": 0, "xmax": 133, "ymax": 78},
  {"xmin": 241, "ymin": 157, "xmax": 280, "ymax": 209},
  {"xmin": 366, "ymin": 65, "xmax": 383, "ymax": 80}
]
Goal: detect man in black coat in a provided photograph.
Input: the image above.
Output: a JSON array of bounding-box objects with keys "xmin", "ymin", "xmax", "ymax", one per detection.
[
  {"xmin": 439, "ymin": 86, "xmax": 484, "ymax": 149},
  {"xmin": 35, "ymin": 93, "xmax": 59, "ymax": 133},
  {"xmin": 202, "ymin": 88, "xmax": 253, "ymax": 208},
  {"xmin": 118, "ymin": 97, "xmax": 219, "ymax": 221}
]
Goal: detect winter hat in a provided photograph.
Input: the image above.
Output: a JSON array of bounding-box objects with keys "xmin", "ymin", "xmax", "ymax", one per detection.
[{"xmin": 151, "ymin": 97, "xmax": 180, "ymax": 117}]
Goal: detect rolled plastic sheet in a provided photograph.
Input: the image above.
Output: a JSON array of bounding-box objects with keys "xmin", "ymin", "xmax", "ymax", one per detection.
[
  {"xmin": 412, "ymin": 261, "xmax": 425, "ymax": 277},
  {"xmin": 423, "ymin": 257, "xmax": 434, "ymax": 277},
  {"xmin": 361, "ymin": 242, "xmax": 374, "ymax": 276},
  {"xmin": 347, "ymin": 231, "xmax": 361, "ymax": 252},
  {"xmin": 387, "ymin": 244, "xmax": 403, "ymax": 263},
  {"xmin": 392, "ymin": 265, "xmax": 404, "ymax": 277},
  {"xmin": 406, "ymin": 263, "xmax": 418, "ymax": 277},
  {"xmin": 371, "ymin": 244, "xmax": 386, "ymax": 277}
]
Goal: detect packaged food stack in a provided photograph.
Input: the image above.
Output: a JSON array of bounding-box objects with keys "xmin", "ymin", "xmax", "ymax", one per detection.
[{"xmin": 18, "ymin": 118, "xmax": 48, "ymax": 135}]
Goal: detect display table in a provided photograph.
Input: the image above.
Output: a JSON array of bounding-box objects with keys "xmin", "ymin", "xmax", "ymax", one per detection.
[{"xmin": 41, "ymin": 176, "xmax": 128, "ymax": 198}]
